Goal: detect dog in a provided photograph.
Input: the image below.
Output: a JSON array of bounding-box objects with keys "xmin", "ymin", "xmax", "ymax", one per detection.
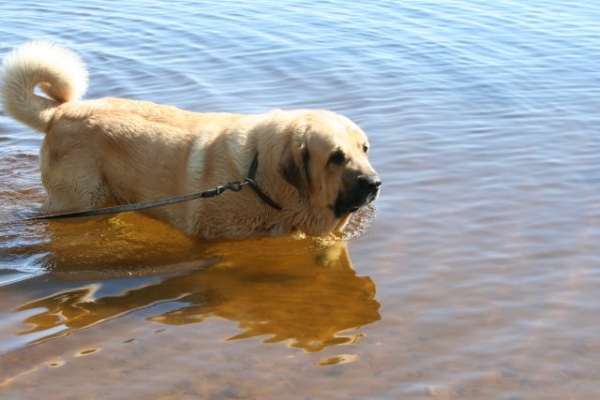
[{"xmin": 0, "ymin": 41, "xmax": 380, "ymax": 238}]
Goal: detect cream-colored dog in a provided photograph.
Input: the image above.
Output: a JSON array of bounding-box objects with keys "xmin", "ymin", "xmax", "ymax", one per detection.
[{"xmin": 0, "ymin": 41, "xmax": 380, "ymax": 238}]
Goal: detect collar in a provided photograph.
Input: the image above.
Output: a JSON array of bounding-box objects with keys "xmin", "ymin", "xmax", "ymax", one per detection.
[{"xmin": 245, "ymin": 153, "xmax": 283, "ymax": 211}]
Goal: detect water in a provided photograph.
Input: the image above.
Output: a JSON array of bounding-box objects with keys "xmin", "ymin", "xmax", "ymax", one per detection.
[{"xmin": 1, "ymin": 0, "xmax": 600, "ymax": 398}]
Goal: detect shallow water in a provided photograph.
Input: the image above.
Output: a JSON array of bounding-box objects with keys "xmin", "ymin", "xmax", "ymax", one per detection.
[{"xmin": 2, "ymin": 0, "xmax": 600, "ymax": 398}]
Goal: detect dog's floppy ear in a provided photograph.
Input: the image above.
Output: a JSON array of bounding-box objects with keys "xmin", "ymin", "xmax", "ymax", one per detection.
[{"xmin": 279, "ymin": 141, "xmax": 310, "ymax": 197}]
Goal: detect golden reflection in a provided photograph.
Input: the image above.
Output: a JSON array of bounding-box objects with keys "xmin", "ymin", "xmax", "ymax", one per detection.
[
  {"xmin": 12, "ymin": 213, "xmax": 381, "ymax": 353},
  {"xmin": 315, "ymin": 354, "xmax": 359, "ymax": 366}
]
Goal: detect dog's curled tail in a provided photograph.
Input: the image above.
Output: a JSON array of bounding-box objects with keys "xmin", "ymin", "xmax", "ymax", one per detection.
[{"xmin": 0, "ymin": 41, "xmax": 88, "ymax": 133}]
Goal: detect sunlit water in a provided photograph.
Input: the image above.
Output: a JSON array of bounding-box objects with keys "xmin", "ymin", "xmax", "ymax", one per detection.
[{"xmin": 1, "ymin": 0, "xmax": 600, "ymax": 398}]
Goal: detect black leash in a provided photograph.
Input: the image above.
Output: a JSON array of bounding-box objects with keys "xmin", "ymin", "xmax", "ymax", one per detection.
[{"xmin": 1, "ymin": 153, "xmax": 282, "ymax": 225}]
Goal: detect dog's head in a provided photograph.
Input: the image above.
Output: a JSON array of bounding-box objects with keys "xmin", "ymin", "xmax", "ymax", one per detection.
[{"xmin": 279, "ymin": 111, "xmax": 381, "ymax": 222}]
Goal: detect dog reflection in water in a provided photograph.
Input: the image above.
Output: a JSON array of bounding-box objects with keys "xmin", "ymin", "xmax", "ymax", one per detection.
[{"xmin": 15, "ymin": 240, "xmax": 380, "ymax": 353}]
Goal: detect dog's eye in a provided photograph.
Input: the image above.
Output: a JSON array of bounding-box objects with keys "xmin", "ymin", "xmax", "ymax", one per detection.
[
  {"xmin": 329, "ymin": 150, "xmax": 346, "ymax": 165},
  {"xmin": 363, "ymin": 144, "xmax": 369, "ymax": 153}
]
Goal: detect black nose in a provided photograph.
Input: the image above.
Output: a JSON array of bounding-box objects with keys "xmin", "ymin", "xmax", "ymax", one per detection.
[{"xmin": 357, "ymin": 175, "xmax": 382, "ymax": 193}]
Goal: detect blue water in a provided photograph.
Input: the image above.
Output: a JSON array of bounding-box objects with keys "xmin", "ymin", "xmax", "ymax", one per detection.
[{"xmin": 1, "ymin": 0, "xmax": 600, "ymax": 398}]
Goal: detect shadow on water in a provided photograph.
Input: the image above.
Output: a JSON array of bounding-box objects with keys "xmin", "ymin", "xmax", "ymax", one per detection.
[{"xmin": 1, "ymin": 211, "xmax": 380, "ymax": 355}]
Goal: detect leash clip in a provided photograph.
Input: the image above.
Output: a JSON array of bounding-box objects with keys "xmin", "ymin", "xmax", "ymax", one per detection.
[{"xmin": 225, "ymin": 181, "xmax": 245, "ymax": 192}]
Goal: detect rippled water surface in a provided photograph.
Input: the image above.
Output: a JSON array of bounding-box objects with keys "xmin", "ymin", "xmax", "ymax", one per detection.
[{"xmin": 2, "ymin": 1, "xmax": 600, "ymax": 398}]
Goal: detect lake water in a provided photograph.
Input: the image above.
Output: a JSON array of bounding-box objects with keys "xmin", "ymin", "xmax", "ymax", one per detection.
[{"xmin": 1, "ymin": 0, "xmax": 600, "ymax": 398}]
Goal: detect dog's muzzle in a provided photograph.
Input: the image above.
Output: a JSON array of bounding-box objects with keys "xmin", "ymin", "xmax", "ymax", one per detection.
[{"xmin": 333, "ymin": 174, "xmax": 381, "ymax": 217}]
